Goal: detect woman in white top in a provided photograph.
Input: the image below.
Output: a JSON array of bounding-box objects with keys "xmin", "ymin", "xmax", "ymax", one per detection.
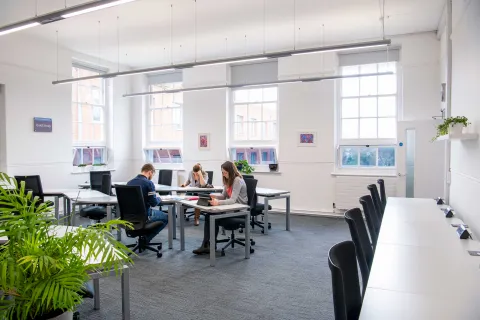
[{"xmin": 181, "ymin": 163, "xmax": 209, "ymax": 226}]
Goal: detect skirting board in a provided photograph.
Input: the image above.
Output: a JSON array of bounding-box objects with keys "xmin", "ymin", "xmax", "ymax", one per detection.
[{"xmin": 270, "ymin": 207, "xmax": 343, "ymax": 219}]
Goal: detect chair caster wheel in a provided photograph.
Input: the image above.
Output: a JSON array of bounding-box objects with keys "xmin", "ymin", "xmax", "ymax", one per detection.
[
  {"xmin": 185, "ymin": 217, "xmax": 190, "ymax": 222},
  {"xmin": 261, "ymin": 230, "xmax": 264, "ymax": 234},
  {"xmin": 156, "ymin": 252, "xmax": 162, "ymax": 258},
  {"xmin": 221, "ymin": 250, "xmax": 225, "ymax": 257},
  {"xmin": 157, "ymin": 244, "xmax": 162, "ymax": 250},
  {"xmin": 250, "ymin": 248, "xmax": 255, "ymax": 254},
  {"xmin": 239, "ymin": 229, "xmax": 243, "ymax": 233},
  {"xmin": 251, "ymin": 241, "xmax": 255, "ymax": 246},
  {"xmin": 268, "ymin": 223, "xmax": 271, "ymax": 229}
]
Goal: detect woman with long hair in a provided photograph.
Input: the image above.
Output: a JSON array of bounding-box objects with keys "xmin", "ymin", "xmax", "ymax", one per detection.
[
  {"xmin": 192, "ymin": 161, "xmax": 247, "ymax": 254},
  {"xmin": 181, "ymin": 163, "xmax": 209, "ymax": 226}
]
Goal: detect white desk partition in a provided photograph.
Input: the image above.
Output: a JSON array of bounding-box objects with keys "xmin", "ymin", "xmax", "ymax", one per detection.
[{"xmin": 360, "ymin": 197, "xmax": 480, "ymax": 319}]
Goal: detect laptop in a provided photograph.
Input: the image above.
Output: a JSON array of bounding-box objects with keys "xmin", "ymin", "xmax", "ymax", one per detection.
[{"xmin": 196, "ymin": 193, "xmax": 211, "ymax": 206}]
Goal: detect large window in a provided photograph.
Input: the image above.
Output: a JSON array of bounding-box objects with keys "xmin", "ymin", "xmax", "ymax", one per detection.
[
  {"xmin": 72, "ymin": 65, "xmax": 107, "ymax": 165},
  {"xmin": 144, "ymin": 148, "xmax": 183, "ymax": 164},
  {"xmin": 230, "ymin": 86, "xmax": 278, "ymax": 166},
  {"xmin": 337, "ymin": 62, "xmax": 398, "ymax": 169},
  {"xmin": 147, "ymin": 82, "xmax": 183, "ymax": 145}
]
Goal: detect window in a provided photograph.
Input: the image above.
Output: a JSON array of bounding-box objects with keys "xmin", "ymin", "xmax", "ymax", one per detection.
[
  {"xmin": 72, "ymin": 65, "xmax": 106, "ymax": 144},
  {"xmin": 144, "ymin": 148, "xmax": 183, "ymax": 164},
  {"xmin": 148, "ymin": 82, "xmax": 183, "ymax": 144},
  {"xmin": 229, "ymin": 147, "xmax": 277, "ymax": 165},
  {"xmin": 72, "ymin": 147, "xmax": 107, "ymax": 166},
  {"xmin": 340, "ymin": 146, "xmax": 395, "ymax": 168},
  {"xmin": 232, "ymin": 87, "xmax": 278, "ymax": 141},
  {"xmin": 337, "ymin": 62, "xmax": 398, "ymax": 169}
]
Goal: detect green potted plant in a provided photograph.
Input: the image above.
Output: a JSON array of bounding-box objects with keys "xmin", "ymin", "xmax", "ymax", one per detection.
[
  {"xmin": 234, "ymin": 160, "xmax": 255, "ymax": 175},
  {"xmin": 92, "ymin": 163, "xmax": 107, "ymax": 171},
  {"xmin": 0, "ymin": 173, "xmax": 133, "ymax": 320},
  {"xmin": 433, "ymin": 116, "xmax": 470, "ymax": 141}
]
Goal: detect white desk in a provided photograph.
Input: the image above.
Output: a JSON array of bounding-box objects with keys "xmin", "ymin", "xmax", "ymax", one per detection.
[
  {"xmin": 256, "ymin": 188, "xmax": 290, "ymax": 234},
  {"xmin": 79, "ymin": 182, "xmax": 224, "ymax": 193},
  {"xmin": 176, "ymin": 200, "xmax": 250, "ymax": 266},
  {"xmin": 360, "ymin": 198, "xmax": 480, "ymax": 319}
]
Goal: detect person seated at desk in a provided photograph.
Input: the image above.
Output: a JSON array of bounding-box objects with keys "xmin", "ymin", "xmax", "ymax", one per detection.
[
  {"xmin": 127, "ymin": 163, "xmax": 168, "ymax": 243},
  {"xmin": 193, "ymin": 161, "xmax": 247, "ymax": 255},
  {"xmin": 181, "ymin": 163, "xmax": 209, "ymax": 226}
]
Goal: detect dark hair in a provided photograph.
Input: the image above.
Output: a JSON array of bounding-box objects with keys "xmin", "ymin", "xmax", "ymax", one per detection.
[
  {"xmin": 141, "ymin": 163, "xmax": 155, "ymax": 173},
  {"xmin": 221, "ymin": 161, "xmax": 242, "ymax": 187}
]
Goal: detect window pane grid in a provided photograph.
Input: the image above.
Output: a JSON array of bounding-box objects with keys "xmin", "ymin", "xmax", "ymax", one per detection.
[{"xmin": 340, "ymin": 146, "xmax": 395, "ymax": 168}]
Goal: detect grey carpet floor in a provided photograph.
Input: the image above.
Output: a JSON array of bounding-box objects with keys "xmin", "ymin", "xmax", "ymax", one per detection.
[{"xmin": 76, "ymin": 213, "xmax": 350, "ymax": 320}]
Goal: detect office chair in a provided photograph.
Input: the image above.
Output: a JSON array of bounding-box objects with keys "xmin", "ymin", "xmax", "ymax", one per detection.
[
  {"xmin": 377, "ymin": 179, "xmax": 387, "ymax": 212},
  {"xmin": 217, "ymin": 178, "xmax": 257, "ymax": 256},
  {"xmin": 328, "ymin": 241, "xmax": 362, "ymax": 320},
  {"xmin": 90, "ymin": 171, "xmax": 111, "ymax": 193},
  {"xmin": 206, "ymin": 171, "xmax": 213, "ymax": 185},
  {"xmin": 115, "ymin": 185, "xmax": 163, "ymax": 258},
  {"xmin": 157, "ymin": 169, "xmax": 173, "ymax": 197},
  {"xmin": 344, "ymin": 208, "xmax": 374, "ymax": 295},
  {"xmin": 359, "ymin": 195, "xmax": 380, "ymax": 247},
  {"xmin": 14, "ymin": 175, "xmax": 53, "ymax": 206},
  {"xmin": 367, "ymin": 184, "xmax": 383, "ymax": 220},
  {"xmin": 80, "ymin": 174, "xmax": 111, "ymax": 223}
]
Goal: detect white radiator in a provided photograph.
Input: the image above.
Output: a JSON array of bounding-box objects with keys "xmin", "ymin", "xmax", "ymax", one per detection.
[{"xmin": 335, "ymin": 176, "xmax": 397, "ymax": 210}]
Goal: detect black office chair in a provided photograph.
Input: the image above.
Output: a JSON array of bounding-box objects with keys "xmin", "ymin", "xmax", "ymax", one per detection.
[
  {"xmin": 90, "ymin": 171, "xmax": 111, "ymax": 193},
  {"xmin": 359, "ymin": 195, "xmax": 380, "ymax": 247},
  {"xmin": 115, "ymin": 185, "xmax": 163, "ymax": 258},
  {"xmin": 344, "ymin": 208, "xmax": 374, "ymax": 294},
  {"xmin": 14, "ymin": 175, "xmax": 53, "ymax": 206},
  {"xmin": 217, "ymin": 178, "xmax": 257, "ymax": 256},
  {"xmin": 377, "ymin": 179, "xmax": 387, "ymax": 212},
  {"xmin": 328, "ymin": 241, "xmax": 362, "ymax": 320},
  {"xmin": 80, "ymin": 174, "xmax": 111, "ymax": 223},
  {"xmin": 242, "ymin": 174, "xmax": 254, "ymax": 179},
  {"xmin": 206, "ymin": 171, "xmax": 213, "ymax": 185},
  {"xmin": 367, "ymin": 184, "xmax": 383, "ymax": 220},
  {"xmin": 240, "ymin": 175, "xmax": 272, "ymax": 233},
  {"xmin": 157, "ymin": 169, "xmax": 173, "ymax": 197}
]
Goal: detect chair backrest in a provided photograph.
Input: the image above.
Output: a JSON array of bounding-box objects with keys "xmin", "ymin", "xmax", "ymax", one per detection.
[
  {"xmin": 244, "ymin": 178, "xmax": 258, "ymax": 210},
  {"xmin": 101, "ymin": 174, "xmax": 112, "ymax": 196},
  {"xmin": 242, "ymin": 174, "xmax": 254, "ymax": 180},
  {"xmin": 377, "ymin": 179, "xmax": 387, "ymax": 211},
  {"xmin": 206, "ymin": 171, "xmax": 213, "ymax": 185},
  {"xmin": 328, "ymin": 241, "xmax": 362, "ymax": 320},
  {"xmin": 344, "ymin": 208, "xmax": 374, "ymax": 295},
  {"xmin": 115, "ymin": 185, "xmax": 148, "ymax": 231},
  {"xmin": 158, "ymin": 170, "xmax": 173, "ymax": 186},
  {"xmin": 367, "ymin": 184, "xmax": 383, "ymax": 220},
  {"xmin": 14, "ymin": 175, "xmax": 45, "ymax": 201},
  {"xmin": 90, "ymin": 171, "xmax": 111, "ymax": 192},
  {"xmin": 359, "ymin": 195, "xmax": 380, "ymax": 246}
]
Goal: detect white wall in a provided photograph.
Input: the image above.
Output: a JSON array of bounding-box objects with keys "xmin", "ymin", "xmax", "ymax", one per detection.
[
  {"xmin": 0, "ymin": 85, "xmax": 6, "ymax": 173},
  {"xmin": 0, "ymin": 33, "xmax": 134, "ymax": 188},
  {"xmin": 449, "ymin": 0, "xmax": 480, "ymax": 235}
]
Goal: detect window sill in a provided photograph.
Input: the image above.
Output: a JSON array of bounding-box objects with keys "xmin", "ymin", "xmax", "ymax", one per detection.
[
  {"xmin": 331, "ymin": 171, "xmax": 396, "ymax": 177},
  {"xmin": 71, "ymin": 168, "xmax": 116, "ymax": 175},
  {"xmin": 251, "ymin": 170, "xmax": 282, "ymax": 175}
]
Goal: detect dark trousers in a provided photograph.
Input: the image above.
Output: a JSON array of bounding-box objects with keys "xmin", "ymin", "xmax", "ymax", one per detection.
[{"xmin": 202, "ymin": 213, "xmax": 221, "ymax": 245}]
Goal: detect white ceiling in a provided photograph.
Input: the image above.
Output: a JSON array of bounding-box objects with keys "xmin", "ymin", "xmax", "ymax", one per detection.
[{"xmin": 0, "ymin": 0, "xmax": 445, "ymax": 69}]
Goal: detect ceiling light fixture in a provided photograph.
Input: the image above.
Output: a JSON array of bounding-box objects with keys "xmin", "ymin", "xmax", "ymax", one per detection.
[
  {"xmin": 117, "ymin": 68, "xmax": 176, "ymax": 77},
  {"xmin": 0, "ymin": 0, "xmax": 137, "ymax": 37},
  {"xmin": 122, "ymin": 72, "xmax": 393, "ymax": 98},
  {"xmin": 53, "ymin": 39, "xmax": 391, "ymax": 85}
]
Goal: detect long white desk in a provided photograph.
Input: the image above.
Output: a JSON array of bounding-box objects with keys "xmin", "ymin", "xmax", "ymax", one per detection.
[{"xmin": 359, "ymin": 198, "xmax": 480, "ymax": 319}]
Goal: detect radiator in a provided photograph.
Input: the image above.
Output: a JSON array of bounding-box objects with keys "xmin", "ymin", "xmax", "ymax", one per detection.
[{"xmin": 335, "ymin": 176, "xmax": 397, "ymax": 211}]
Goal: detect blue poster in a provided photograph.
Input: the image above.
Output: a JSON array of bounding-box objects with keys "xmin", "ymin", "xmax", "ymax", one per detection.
[{"xmin": 34, "ymin": 117, "xmax": 52, "ymax": 132}]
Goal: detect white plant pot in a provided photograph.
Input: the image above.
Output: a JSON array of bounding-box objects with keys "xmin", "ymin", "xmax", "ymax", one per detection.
[
  {"xmin": 450, "ymin": 124, "xmax": 464, "ymax": 135},
  {"xmin": 48, "ymin": 311, "xmax": 73, "ymax": 320}
]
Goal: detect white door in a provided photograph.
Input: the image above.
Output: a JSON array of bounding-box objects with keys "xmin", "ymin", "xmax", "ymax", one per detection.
[{"xmin": 396, "ymin": 120, "xmax": 445, "ymax": 198}]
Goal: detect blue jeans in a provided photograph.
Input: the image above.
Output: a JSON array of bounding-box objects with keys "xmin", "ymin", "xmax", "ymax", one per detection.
[{"xmin": 146, "ymin": 209, "xmax": 168, "ymax": 243}]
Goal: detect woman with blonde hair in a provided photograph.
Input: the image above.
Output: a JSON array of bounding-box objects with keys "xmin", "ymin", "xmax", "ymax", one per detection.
[{"xmin": 181, "ymin": 163, "xmax": 209, "ymax": 226}]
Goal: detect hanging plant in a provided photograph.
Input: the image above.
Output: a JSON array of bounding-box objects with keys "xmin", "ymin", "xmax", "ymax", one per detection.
[{"xmin": 432, "ymin": 116, "xmax": 470, "ymax": 141}]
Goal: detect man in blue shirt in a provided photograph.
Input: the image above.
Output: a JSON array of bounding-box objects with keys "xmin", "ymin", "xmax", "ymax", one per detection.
[{"xmin": 127, "ymin": 163, "xmax": 168, "ymax": 243}]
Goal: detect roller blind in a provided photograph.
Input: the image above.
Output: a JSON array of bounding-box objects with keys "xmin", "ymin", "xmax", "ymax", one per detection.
[
  {"xmin": 339, "ymin": 48, "xmax": 400, "ymax": 67},
  {"xmin": 231, "ymin": 60, "xmax": 278, "ymax": 85},
  {"xmin": 148, "ymin": 70, "xmax": 183, "ymax": 85}
]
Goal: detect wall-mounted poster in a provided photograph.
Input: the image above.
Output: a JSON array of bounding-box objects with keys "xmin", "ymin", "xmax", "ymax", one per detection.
[
  {"xmin": 198, "ymin": 133, "xmax": 210, "ymax": 150},
  {"xmin": 298, "ymin": 131, "xmax": 316, "ymax": 147},
  {"xmin": 34, "ymin": 117, "xmax": 52, "ymax": 132}
]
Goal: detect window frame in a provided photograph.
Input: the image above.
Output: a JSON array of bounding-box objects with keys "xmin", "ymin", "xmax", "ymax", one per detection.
[
  {"xmin": 72, "ymin": 64, "xmax": 108, "ymax": 166},
  {"xmin": 143, "ymin": 148, "xmax": 183, "ymax": 165},
  {"xmin": 337, "ymin": 145, "xmax": 396, "ymax": 170},
  {"xmin": 228, "ymin": 146, "xmax": 278, "ymax": 166},
  {"xmin": 335, "ymin": 62, "xmax": 400, "ymax": 171},
  {"xmin": 72, "ymin": 146, "xmax": 107, "ymax": 166},
  {"xmin": 146, "ymin": 82, "xmax": 183, "ymax": 148}
]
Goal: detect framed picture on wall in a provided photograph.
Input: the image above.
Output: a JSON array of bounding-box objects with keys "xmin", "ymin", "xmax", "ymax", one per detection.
[
  {"xmin": 298, "ymin": 131, "xmax": 317, "ymax": 147},
  {"xmin": 198, "ymin": 133, "xmax": 210, "ymax": 150}
]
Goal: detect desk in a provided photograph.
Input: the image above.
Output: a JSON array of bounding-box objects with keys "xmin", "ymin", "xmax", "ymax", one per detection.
[
  {"xmin": 256, "ymin": 188, "xmax": 290, "ymax": 234},
  {"xmin": 0, "ymin": 226, "xmax": 131, "ymax": 320},
  {"xmin": 43, "ymin": 189, "xmax": 81, "ymax": 221},
  {"xmin": 176, "ymin": 200, "xmax": 250, "ymax": 266},
  {"xmin": 79, "ymin": 182, "xmax": 224, "ymax": 193},
  {"xmin": 359, "ymin": 198, "xmax": 480, "ymax": 319}
]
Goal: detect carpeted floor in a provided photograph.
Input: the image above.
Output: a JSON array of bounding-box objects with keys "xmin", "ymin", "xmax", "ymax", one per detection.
[{"xmin": 76, "ymin": 213, "xmax": 349, "ymax": 320}]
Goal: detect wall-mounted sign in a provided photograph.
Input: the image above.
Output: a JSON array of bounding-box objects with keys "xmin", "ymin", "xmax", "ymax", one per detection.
[{"xmin": 34, "ymin": 117, "xmax": 52, "ymax": 132}]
